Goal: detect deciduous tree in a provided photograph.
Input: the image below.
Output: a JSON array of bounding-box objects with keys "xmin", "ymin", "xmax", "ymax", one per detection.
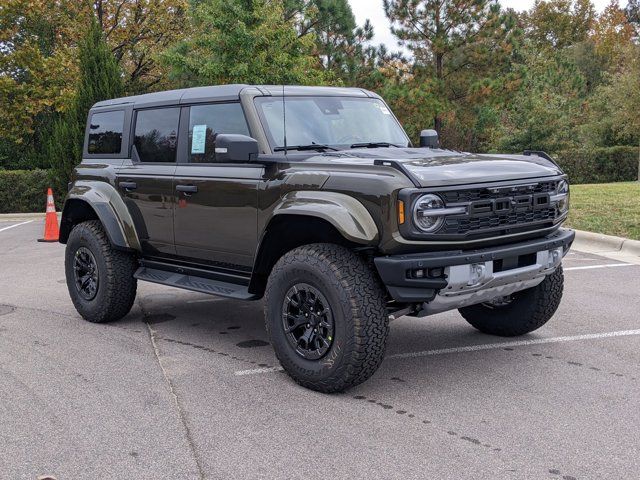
[{"xmin": 161, "ymin": 0, "xmax": 327, "ymax": 86}]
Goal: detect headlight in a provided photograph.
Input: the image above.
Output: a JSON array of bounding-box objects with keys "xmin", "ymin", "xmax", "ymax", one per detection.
[
  {"xmin": 413, "ymin": 194, "xmax": 445, "ymax": 232},
  {"xmin": 556, "ymin": 180, "xmax": 570, "ymax": 213}
]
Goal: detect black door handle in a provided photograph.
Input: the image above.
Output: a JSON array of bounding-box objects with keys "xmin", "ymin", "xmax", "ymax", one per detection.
[
  {"xmin": 176, "ymin": 185, "xmax": 198, "ymax": 194},
  {"xmin": 119, "ymin": 181, "xmax": 137, "ymax": 191}
]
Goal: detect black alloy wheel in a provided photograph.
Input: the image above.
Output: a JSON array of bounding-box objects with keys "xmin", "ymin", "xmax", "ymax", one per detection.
[
  {"xmin": 282, "ymin": 283, "xmax": 334, "ymax": 360},
  {"xmin": 73, "ymin": 246, "xmax": 99, "ymax": 300}
]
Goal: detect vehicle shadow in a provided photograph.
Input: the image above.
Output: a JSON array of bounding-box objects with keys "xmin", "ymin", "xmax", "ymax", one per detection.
[{"xmin": 113, "ymin": 289, "xmax": 513, "ymax": 384}]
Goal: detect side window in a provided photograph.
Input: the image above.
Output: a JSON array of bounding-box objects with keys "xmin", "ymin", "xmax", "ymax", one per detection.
[
  {"xmin": 188, "ymin": 103, "xmax": 250, "ymax": 163},
  {"xmin": 134, "ymin": 107, "xmax": 180, "ymax": 163},
  {"xmin": 87, "ymin": 110, "xmax": 124, "ymax": 154}
]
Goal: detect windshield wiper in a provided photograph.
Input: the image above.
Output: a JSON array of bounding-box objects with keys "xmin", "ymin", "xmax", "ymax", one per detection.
[
  {"xmin": 350, "ymin": 142, "xmax": 401, "ymax": 149},
  {"xmin": 274, "ymin": 143, "xmax": 339, "ymax": 152}
]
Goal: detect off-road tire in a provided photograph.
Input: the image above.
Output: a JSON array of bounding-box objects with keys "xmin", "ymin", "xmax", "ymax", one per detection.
[
  {"xmin": 458, "ymin": 266, "xmax": 564, "ymax": 337},
  {"xmin": 65, "ymin": 220, "xmax": 137, "ymax": 323},
  {"xmin": 264, "ymin": 243, "xmax": 389, "ymax": 393}
]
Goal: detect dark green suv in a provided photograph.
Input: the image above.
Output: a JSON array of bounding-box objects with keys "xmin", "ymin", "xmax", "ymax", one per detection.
[{"xmin": 60, "ymin": 85, "xmax": 574, "ymax": 392}]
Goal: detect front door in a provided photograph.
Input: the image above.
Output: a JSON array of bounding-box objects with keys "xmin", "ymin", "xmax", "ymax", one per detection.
[
  {"xmin": 173, "ymin": 102, "xmax": 261, "ymax": 270},
  {"xmin": 117, "ymin": 106, "xmax": 181, "ymax": 258}
]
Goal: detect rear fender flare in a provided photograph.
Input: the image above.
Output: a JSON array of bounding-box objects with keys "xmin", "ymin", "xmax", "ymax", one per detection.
[{"xmin": 60, "ymin": 181, "xmax": 141, "ymax": 251}]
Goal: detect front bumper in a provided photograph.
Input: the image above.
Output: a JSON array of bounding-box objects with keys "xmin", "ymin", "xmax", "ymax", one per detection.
[{"xmin": 374, "ymin": 228, "xmax": 575, "ymax": 310}]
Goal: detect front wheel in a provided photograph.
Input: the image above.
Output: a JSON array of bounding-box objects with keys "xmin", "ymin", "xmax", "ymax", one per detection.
[
  {"xmin": 65, "ymin": 220, "xmax": 137, "ymax": 323},
  {"xmin": 458, "ymin": 266, "xmax": 564, "ymax": 337},
  {"xmin": 264, "ymin": 244, "xmax": 389, "ymax": 393}
]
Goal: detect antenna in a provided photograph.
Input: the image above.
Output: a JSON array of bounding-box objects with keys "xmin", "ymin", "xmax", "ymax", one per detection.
[{"xmin": 282, "ymin": 84, "xmax": 288, "ymax": 155}]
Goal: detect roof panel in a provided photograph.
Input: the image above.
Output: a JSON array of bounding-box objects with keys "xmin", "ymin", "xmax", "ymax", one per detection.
[{"xmin": 91, "ymin": 84, "xmax": 377, "ymax": 110}]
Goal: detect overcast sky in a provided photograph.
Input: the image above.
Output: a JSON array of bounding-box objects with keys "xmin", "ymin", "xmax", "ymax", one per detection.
[{"xmin": 349, "ymin": 0, "xmax": 627, "ymax": 53}]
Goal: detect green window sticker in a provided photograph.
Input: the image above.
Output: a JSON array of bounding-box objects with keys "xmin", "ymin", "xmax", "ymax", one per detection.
[{"xmin": 191, "ymin": 125, "xmax": 207, "ymax": 154}]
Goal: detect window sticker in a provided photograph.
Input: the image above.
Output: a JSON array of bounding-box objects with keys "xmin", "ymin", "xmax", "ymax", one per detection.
[{"xmin": 191, "ymin": 124, "xmax": 207, "ymax": 154}]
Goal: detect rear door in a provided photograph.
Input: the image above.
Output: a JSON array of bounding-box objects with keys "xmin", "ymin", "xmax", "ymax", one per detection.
[
  {"xmin": 173, "ymin": 102, "xmax": 262, "ymax": 270},
  {"xmin": 117, "ymin": 107, "xmax": 181, "ymax": 258}
]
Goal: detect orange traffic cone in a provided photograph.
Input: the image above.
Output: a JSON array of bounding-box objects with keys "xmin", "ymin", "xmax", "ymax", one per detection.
[{"xmin": 37, "ymin": 188, "xmax": 60, "ymax": 243}]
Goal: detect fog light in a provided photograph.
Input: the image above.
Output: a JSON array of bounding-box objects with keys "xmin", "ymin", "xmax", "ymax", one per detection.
[
  {"xmin": 468, "ymin": 263, "xmax": 486, "ymax": 286},
  {"xmin": 429, "ymin": 267, "xmax": 444, "ymax": 278}
]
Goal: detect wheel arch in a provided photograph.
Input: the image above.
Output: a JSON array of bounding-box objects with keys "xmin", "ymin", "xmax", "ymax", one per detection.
[
  {"xmin": 248, "ymin": 212, "xmax": 374, "ymax": 296},
  {"xmin": 60, "ymin": 181, "xmax": 141, "ymax": 251}
]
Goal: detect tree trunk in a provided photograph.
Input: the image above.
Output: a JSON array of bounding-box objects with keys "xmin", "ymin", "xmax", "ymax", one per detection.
[{"xmin": 434, "ymin": 52, "xmax": 443, "ymax": 134}]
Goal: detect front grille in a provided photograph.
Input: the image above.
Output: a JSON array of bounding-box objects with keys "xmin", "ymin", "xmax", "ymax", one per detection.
[
  {"xmin": 441, "ymin": 207, "xmax": 556, "ymax": 235},
  {"xmin": 439, "ymin": 180, "xmax": 557, "ymax": 204}
]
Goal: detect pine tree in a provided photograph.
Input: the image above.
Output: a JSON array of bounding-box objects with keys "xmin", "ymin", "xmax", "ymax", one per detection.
[
  {"xmin": 47, "ymin": 15, "xmax": 123, "ymax": 193},
  {"xmin": 383, "ymin": 0, "xmax": 521, "ymax": 139}
]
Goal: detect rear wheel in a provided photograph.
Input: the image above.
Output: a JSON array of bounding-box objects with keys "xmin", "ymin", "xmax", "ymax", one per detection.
[
  {"xmin": 65, "ymin": 220, "xmax": 137, "ymax": 323},
  {"xmin": 458, "ymin": 267, "xmax": 564, "ymax": 337},
  {"xmin": 265, "ymin": 243, "xmax": 389, "ymax": 393}
]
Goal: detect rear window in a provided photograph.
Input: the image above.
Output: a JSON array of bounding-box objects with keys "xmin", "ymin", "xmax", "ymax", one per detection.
[
  {"xmin": 134, "ymin": 107, "xmax": 180, "ymax": 163},
  {"xmin": 87, "ymin": 110, "xmax": 124, "ymax": 154}
]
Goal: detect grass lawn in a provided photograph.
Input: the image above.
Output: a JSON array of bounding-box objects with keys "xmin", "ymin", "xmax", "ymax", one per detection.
[{"xmin": 566, "ymin": 182, "xmax": 640, "ymax": 240}]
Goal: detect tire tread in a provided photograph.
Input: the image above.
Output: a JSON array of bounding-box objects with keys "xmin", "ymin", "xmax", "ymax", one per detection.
[
  {"xmin": 66, "ymin": 220, "xmax": 137, "ymax": 323},
  {"xmin": 459, "ymin": 267, "xmax": 564, "ymax": 337},
  {"xmin": 265, "ymin": 243, "xmax": 388, "ymax": 393}
]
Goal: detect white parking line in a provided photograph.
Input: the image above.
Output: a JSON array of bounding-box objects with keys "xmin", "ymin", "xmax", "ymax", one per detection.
[
  {"xmin": 564, "ymin": 263, "xmax": 634, "ymax": 271},
  {"xmin": 234, "ymin": 329, "xmax": 640, "ymax": 376},
  {"xmin": 0, "ymin": 220, "xmax": 34, "ymax": 233},
  {"xmin": 387, "ymin": 329, "xmax": 640, "ymax": 359},
  {"xmin": 236, "ymin": 366, "xmax": 283, "ymax": 376}
]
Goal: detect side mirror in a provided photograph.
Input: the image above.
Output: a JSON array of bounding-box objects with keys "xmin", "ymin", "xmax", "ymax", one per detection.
[
  {"xmin": 214, "ymin": 134, "xmax": 259, "ymax": 162},
  {"xmin": 419, "ymin": 129, "xmax": 439, "ymax": 148}
]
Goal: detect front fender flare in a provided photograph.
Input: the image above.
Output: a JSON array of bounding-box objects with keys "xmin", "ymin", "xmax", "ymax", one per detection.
[
  {"xmin": 272, "ymin": 191, "xmax": 379, "ymax": 244},
  {"xmin": 61, "ymin": 181, "xmax": 141, "ymax": 251}
]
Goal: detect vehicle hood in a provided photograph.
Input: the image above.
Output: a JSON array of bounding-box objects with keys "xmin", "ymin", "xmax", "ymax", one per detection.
[{"xmin": 311, "ymin": 148, "xmax": 562, "ymax": 187}]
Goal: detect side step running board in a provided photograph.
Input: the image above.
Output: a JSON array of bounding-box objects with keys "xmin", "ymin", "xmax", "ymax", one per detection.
[{"xmin": 135, "ymin": 266, "xmax": 257, "ymax": 300}]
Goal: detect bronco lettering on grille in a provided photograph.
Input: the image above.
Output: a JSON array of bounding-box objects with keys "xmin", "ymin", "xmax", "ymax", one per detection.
[{"xmin": 468, "ymin": 193, "xmax": 550, "ymax": 217}]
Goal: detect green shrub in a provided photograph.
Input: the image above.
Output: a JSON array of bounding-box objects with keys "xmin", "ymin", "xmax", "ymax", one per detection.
[
  {"xmin": 556, "ymin": 146, "xmax": 639, "ymax": 184},
  {"xmin": 0, "ymin": 170, "xmax": 64, "ymax": 213}
]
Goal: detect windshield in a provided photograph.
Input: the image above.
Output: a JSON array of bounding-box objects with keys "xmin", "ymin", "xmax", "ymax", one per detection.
[{"xmin": 254, "ymin": 96, "xmax": 410, "ymax": 150}]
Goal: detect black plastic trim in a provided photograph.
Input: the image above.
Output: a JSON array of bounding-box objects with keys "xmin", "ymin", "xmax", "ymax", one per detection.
[
  {"xmin": 135, "ymin": 266, "xmax": 256, "ymax": 300},
  {"xmin": 373, "ymin": 159, "xmax": 421, "ymax": 187},
  {"xmin": 90, "ymin": 202, "xmax": 131, "ymax": 250},
  {"xmin": 139, "ymin": 258, "xmax": 251, "ymax": 286},
  {"xmin": 523, "ymin": 150, "xmax": 561, "ymax": 169},
  {"xmin": 375, "ymin": 228, "xmax": 575, "ymax": 302}
]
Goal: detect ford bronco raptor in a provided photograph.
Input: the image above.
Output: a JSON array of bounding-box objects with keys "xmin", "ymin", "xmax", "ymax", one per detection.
[{"xmin": 60, "ymin": 85, "xmax": 574, "ymax": 393}]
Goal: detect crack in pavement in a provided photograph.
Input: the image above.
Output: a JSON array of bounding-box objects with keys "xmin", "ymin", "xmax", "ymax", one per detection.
[{"xmin": 138, "ymin": 298, "xmax": 205, "ymax": 480}]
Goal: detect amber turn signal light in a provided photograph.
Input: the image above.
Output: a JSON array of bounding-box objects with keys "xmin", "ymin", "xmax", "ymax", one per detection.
[{"xmin": 398, "ymin": 200, "xmax": 405, "ymax": 224}]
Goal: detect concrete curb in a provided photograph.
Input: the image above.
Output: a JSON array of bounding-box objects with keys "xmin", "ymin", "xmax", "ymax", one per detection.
[
  {"xmin": 0, "ymin": 212, "xmax": 46, "ymax": 221},
  {"xmin": 0, "ymin": 212, "xmax": 63, "ymax": 223},
  {"xmin": 572, "ymin": 229, "xmax": 640, "ymax": 265}
]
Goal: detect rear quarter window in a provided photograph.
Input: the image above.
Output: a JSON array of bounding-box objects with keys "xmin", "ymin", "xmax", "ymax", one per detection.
[{"xmin": 87, "ymin": 110, "xmax": 125, "ymax": 154}]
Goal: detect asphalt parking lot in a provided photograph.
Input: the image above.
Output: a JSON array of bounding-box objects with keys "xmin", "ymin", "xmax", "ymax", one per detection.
[{"xmin": 1, "ymin": 218, "xmax": 639, "ymax": 480}]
